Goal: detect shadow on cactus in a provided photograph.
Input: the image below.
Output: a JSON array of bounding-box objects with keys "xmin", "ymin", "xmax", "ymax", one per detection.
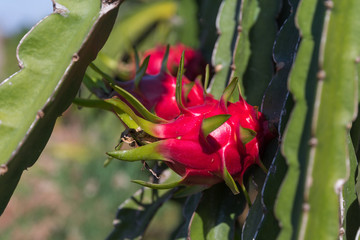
[{"xmin": 74, "ymin": 45, "xmax": 275, "ymax": 203}]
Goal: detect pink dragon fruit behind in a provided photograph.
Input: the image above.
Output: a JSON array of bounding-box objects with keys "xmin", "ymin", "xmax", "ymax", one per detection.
[
  {"xmin": 142, "ymin": 43, "xmax": 206, "ymax": 80},
  {"xmin": 115, "ymin": 44, "xmax": 209, "ymax": 120},
  {"xmin": 117, "ymin": 72, "xmax": 210, "ymax": 120}
]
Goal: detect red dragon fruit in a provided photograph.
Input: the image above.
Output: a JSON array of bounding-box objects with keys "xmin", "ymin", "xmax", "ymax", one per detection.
[
  {"xmin": 74, "ymin": 50, "xmax": 274, "ymax": 195},
  {"xmin": 141, "ymin": 43, "xmax": 206, "ymax": 80},
  {"xmin": 117, "ymin": 71, "xmax": 209, "ymax": 120},
  {"xmin": 116, "ymin": 46, "xmax": 212, "ymax": 120},
  {"xmin": 104, "ymin": 53, "xmax": 274, "ymax": 194}
]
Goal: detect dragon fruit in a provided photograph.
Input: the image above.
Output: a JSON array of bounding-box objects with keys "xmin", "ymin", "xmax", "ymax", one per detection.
[
  {"xmin": 141, "ymin": 43, "xmax": 206, "ymax": 80},
  {"xmin": 116, "ymin": 46, "xmax": 211, "ymax": 120},
  {"xmin": 74, "ymin": 50, "xmax": 274, "ymax": 195},
  {"xmin": 117, "ymin": 71, "xmax": 209, "ymax": 120},
  {"xmin": 104, "ymin": 53, "xmax": 274, "ymax": 194}
]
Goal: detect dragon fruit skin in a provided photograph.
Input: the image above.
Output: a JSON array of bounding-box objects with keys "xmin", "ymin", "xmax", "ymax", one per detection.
[
  {"xmin": 107, "ymin": 91, "xmax": 274, "ymax": 191},
  {"xmin": 148, "ymin": 97, "xmax": 272, "ymax": 186},
  {"xmin": 142, "ymin": 44, "xmax": 206, "ymax": 80},
  {"xmin": 117, "ymin": 71, "xmax": 212, "ymax": 120},
  {"xmin": 103, "ymin": 51, "xmax": 275, "ymax": 194},
  {"xmin": 113, "ymin": 44, "xmax": 210, "ymax": 120}
]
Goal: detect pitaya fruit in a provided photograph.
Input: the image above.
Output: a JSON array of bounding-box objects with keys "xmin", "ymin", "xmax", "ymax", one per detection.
[
  {"xmin": 117, "ymin": 71, "xmax": 208, "ymax": 120},
  {"xmin": 116, "ymin": 46, "xmax": 212, "ymax": 120},
  {"xmin": 74, "ymin": 50, "xmax": 274, "ymax": 196},
  {"xmin": 140, "ymin": 43, "xmax": 206, "ymax": 80},
  {"xmin": 105, "ymin": 53, "xmax": 274, "ymax": 194}
]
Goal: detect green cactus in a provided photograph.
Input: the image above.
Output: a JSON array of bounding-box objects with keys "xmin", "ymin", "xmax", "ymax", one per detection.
[
  {"xmin": 1, "ymin": 0, "xmax": 360, "ymax": 239},
  {"xmin": 0, "ymin": 0, "xmax": 123, "ymax": 215},
  {"xmin": 210, "ymin": 0, "xmax": 241, "ymax": 99}
]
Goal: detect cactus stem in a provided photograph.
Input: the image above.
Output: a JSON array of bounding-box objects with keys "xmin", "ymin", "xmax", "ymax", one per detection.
[{"xmin": 300, "ymin": 0, "xmax": 334, "ymax": 238}]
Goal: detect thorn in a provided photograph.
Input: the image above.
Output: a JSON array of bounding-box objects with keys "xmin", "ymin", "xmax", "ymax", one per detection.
[
  {"xmin": 237, "ymin": 26, "xmax": 243, "ymax": 32},
  {"xmin": 324, "ymin": 0, "xmax": 334, "ymax": 9},
  {"xmin": 215, "ymin": 64, "xmax": 223, "ymax": 73},
  {"xmin": 317, "ymin": 70, "xmax": 326, "ymax": 80},
  {"xmin": 72, "ymin": 53, "xmax": 79, "ymax": 62},
  {"xmin": 302, "ymin": 203, "xmax": 310, "ymax": 212},
  {"xmin": 276, "ymin": 62, "xmax": 285, "ymax": 71},
  {"xmin": 37, "ymin": 110, "xmax": 45, "ymax": 119},
  {"xmin": 309, "ymin": 137, "xmax": 318, "ymax": 147},
  {"xmin": 103, "ymin": 0, "xmax": 117, "ymax": 4},
  {"xmin": 339, "ymin": 228, "xmax": 345, "ymax": 237},
  {"xmin": 52, "ymin": 2, "xmax": 70, "ymax": 16},
  {"xmin": 0, "ymin": 164, "xmax": 8, "ymax": 175},
  {"xmin": 112, "ymin": 219, "xmax": 121, "ymax": 226},
  {"xmin": 334, "ymin": 179, "xmax": 346, "ymax": 194}
]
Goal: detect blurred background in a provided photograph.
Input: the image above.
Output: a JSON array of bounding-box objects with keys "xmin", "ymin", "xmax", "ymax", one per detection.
[{"xmin": 0, "ymin": 0, "xmax": 210, "ymax": 239}]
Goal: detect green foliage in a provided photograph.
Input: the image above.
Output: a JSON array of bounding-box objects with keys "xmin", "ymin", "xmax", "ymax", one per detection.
[
  {"xmin": 0, "ymin": 0, "xmax": 122, "ymax": 215},
  {"xmin": 210, "ymin": 0, "xmax": 240, "ymax": 99},
  {"xmin": 108, "ymin": 186, "xmax": 176, "ymax": 239},
  {"xmin": 230, "ymin": 0, "xmax": 259, "ymax": 100},
  {"xmin": 275, "ymin": 0, "xmax": 318, "ymax": 238},
  {"xmin": 241, "ymin": 0, "xmax": 280, "ymax": 106},
  {"xmin": 242, "ymin": 0, "xmax": 299, "ymax": 238},
  {"xmin": 298, "ymin": 0, "xmax": 360, "ymax": 238},
  {"xmin": 100, "ymin": 1, "xmax": 178, "ymax": 61},
  {"xmin": 189, "ymin": 184, "xmax": 245, "ymax": 239}
]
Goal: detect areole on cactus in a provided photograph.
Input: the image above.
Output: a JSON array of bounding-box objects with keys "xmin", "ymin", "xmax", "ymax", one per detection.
[{"xmin": 77, "ymin": 48, "xmax": 273, "ymax": 197}]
